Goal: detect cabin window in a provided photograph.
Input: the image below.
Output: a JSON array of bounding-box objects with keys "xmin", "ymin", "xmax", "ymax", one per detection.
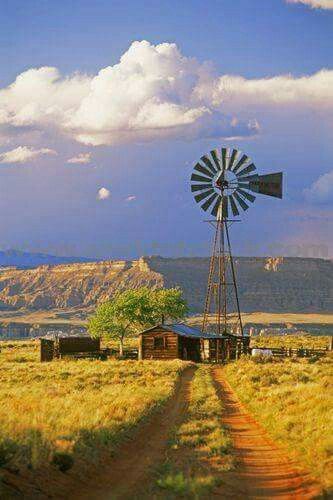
[{"xmin": 154, "ymin": 336, "xmax": 167, "ymax": 349}]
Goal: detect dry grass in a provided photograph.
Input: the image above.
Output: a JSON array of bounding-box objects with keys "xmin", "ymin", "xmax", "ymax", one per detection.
[
  {"xmin": 0, "ymin": 341, "xmax": 187, "ymax": 473},
  {"xmin": 188, "ymin": 312, "xmax": 333, "ymax": 326},
  {"xmin": 224, "ymin": 356, "xmax": 333, "ymax": 492},
  {"xmin": 156, "ymin": 366, "xmax": 233, "ymax": 498},
  {"xmin": 251, "ymin": 335, "xmax": 330, "ymax": 349}
]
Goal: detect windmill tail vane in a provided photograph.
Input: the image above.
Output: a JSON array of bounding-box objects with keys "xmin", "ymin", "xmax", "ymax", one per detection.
[{"xmin": 190, "ymin": 147, "xmax": 283, "ymax": 337}]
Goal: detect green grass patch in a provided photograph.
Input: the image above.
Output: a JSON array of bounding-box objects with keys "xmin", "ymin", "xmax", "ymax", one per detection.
[{"xmin": 155, "ymin": 365, "xmax": 233, "ymax": 498}]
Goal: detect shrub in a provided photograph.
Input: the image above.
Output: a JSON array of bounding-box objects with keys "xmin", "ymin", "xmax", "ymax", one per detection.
[
  {"xmin": 52, "ymin": 452, "xmax": 74, "ymax": 472},
  {"xmin": 0, "ymin": 439, "xmax": 18, "ymax": 467}
]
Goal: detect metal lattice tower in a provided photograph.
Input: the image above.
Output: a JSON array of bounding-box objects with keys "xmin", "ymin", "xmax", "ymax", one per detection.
[{"xmin": 190, "ymin": 146, "xmax": 283, "ymax": 337}]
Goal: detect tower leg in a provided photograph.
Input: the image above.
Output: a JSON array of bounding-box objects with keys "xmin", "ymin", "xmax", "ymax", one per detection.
[{"xmin": 202, "ymin": 218, "xmax": 243, "ymax": 339}]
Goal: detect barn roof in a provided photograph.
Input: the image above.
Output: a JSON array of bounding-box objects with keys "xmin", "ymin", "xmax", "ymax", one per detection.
[{"xmin": 140, "ymin": 323, "xmax": 238, "ymax": 340}]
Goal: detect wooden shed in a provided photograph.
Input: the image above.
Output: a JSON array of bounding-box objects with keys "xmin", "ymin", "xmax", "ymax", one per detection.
[
  {"xmin": 138, "ymin": 323, "xmax": 249, "ymax": 362},
  {"xmin": 40, "ymin": 334, "xmax": 101, "ymax": 362}
]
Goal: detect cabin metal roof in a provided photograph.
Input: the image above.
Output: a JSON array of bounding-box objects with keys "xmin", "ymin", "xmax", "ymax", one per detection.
[{"xmin": 140, "ymin": 323, "xmax": 238, "ymax": 340}]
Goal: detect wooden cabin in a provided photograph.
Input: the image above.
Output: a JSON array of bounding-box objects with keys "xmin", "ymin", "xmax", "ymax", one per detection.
[{"xmin": 139, "ymin": 323, "xmax": 249, "ymax": 362}]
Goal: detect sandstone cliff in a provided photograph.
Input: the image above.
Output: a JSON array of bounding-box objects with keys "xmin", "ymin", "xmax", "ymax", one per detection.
[{"xmin": 0, "ymin": 256, "xmax": 331, "ymax": 313}]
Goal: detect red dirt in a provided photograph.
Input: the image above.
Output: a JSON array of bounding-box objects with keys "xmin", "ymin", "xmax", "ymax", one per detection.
[{"xmin": 212, "ymin": 367, "xmax": 322, "ymax": 499}]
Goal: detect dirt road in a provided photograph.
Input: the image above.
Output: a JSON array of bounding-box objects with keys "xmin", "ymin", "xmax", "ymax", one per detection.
[{"xmin": 212, "ymin": 367, "xmax": 322, "ymax": 499}]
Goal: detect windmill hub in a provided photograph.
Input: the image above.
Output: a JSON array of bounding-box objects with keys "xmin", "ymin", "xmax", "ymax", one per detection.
[{"xmin": 214, "ymin": 170, "xmax": 238, "ymax": 196}]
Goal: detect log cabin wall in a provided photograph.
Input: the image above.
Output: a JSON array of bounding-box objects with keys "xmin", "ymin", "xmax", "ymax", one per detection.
[{"xmin": 141, "ymin": 328, "xmax": 179, "ymax": 360}]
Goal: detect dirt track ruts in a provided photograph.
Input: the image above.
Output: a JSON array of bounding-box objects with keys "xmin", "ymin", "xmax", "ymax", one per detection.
[
  {"xmin": 73, "ymin": 365, "xmax": 195, "ymax": 500},
  {"xmin": 212, "ymin": 367, "xmax": 322, "ymax": 499}
]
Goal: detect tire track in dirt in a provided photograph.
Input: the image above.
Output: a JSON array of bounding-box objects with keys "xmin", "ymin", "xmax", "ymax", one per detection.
[
  {"xmin": 72, "ymin": 365, "xmax": 196, "ymax": 500},
  {"xmin": 212, "ymin": 367, "xmax": 322, "ymax": 499}
]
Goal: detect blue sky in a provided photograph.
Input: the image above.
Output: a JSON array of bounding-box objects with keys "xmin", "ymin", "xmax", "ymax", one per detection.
[{"xmin": 0, "ymin": 0, "xmax": 332, "ymax": 259}]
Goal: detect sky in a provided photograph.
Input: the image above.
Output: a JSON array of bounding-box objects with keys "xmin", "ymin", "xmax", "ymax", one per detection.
[{"xmin": 0, "ymin": 0, "xmax": 332, "ymax": 260}]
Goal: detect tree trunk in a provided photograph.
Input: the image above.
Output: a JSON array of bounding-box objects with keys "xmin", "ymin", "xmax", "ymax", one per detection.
[{"xmin": 119, "ymin": 338, "xmax": 124, "ymax": 357}]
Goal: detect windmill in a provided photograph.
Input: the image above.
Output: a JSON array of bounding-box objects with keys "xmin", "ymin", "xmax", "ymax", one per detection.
[{"xmin": 190, "ymin": 147, "xmax": 283, "ymax": 338}]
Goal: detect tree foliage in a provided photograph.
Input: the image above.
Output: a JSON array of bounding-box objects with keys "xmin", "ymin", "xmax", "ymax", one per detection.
[{"xmin": 88, "ymin": 287, "xmax": 187, "ymax": 355}]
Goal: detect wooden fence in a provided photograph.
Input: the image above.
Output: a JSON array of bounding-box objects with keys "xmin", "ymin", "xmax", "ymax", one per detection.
[{"xmin": 250, "ymin": 347, "xmax": 329, "ymax": 358}]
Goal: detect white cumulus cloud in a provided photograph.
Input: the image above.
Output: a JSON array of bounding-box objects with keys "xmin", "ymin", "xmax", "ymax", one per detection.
[
  {"xmin": 304, "ymin": 171, "xmax": 333, "ymax": 203},
  {"xmin": 211, "ymin": 69, "xmax": 333, "ymax": 112},
  {"xmin": 286, "ymin": 0, "xmax": 333, "ymax": 9},
  {"xmin": 67, "ymin": 152, "xmax": 92, "ymax": 164},
  {"xmin": 0, "ymin": 41, "xmax": 258, "ymax": 146},
  {"xmin": 0, "ymin": 40, "xmax": 332, "ymax": 147},
  {"xmin": 97, "ymin": 187, "xmax": 110, "ymax": 200},
  {"xmin": 0, "ymin": 145, "xmax": 56, "ymax": 164}
]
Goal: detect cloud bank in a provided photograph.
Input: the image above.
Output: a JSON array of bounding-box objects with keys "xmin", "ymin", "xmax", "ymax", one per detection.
[
  {"xmin": 212, "ymin": 69, "xmax": 333, "ymax": 112},
  {"xmin": 0, "ymin": 41, "xmax": 332, "ymax": 146},
  {"xmin": 0, "ymin": 146, "xmax": 56, "ymax": 164},
  {"xmin": 286, "ymin": 0, "xmax": 333, "ymax": 9}
]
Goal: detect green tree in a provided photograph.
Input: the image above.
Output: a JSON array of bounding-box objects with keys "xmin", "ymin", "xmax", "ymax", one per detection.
[
  {"xmin": 152, "ymin": 288, "xmax": 188, "ymax": 324},
  {"xmin": 88, "ymin": 287, "xmax": 187, "ymax": 355}
]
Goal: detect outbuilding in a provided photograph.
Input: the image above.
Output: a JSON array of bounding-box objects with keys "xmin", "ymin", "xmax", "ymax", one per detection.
[
  {"xmin": 40, "ymin": 334, "xmax": 102, "ymax": 361},
  {"xmin": 138, "ymin": 323, "xmax": 249, "ymax": 362}
]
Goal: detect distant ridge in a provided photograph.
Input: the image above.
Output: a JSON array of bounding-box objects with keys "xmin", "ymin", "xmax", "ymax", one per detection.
[
  {"xmin": 0, "ymin": 250, "xmax": 94, "ymax": 268},
  {"xmin": 0, "ymin": 255, "xmax": 331, "ymax": 313}
]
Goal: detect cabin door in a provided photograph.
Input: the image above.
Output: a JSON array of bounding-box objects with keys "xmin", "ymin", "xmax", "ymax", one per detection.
[{"xmin": 180, "ymin": 337, "xmax": 201, "ymax": 362}]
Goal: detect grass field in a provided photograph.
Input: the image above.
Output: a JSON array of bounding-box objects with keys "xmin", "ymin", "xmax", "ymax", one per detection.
[
  {"xmin": 0, "ymin": 341, "xmax": 187, "ymax": 474},
  {"xmin": 1, "ymin": 338, "xmax": 332, "ymax": 496},
  {"xmin": 224, "ymin": 356, "xmax": 333, "ymax": 492}
]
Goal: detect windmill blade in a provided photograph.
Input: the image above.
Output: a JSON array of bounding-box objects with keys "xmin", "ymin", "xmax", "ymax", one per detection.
[
  {"xmin": 221, "ymin": 147, "xmax": 228, "ymax": 171},
  {"xmin": 210, "ymin": 149, "xmax": 221, "ymax": 171},
  {"xmin": 191, "ymin": 183, "xmax": 213, "ymax": 192},
  {"xmin": 194, "ymin": 188, "xmax": 215, "ymax": 203},
  {"xmin": 229, "ymin": 195, "xmax": 240, "ymax": 216},
  {"xmin": 227, "ymin": 149, "xmax": 238, "ymax": 171},
  {"xmin": 232, "ymin": 154, "xmax": 249, "ymax": 174},
  {"xmin": 236, "ymin": 188, "xmax": 256, "ymax": 203},
  {"xmin": 237, "ymin": 163, "xmax": 256, "ymax": 178},
  {"xmin": 201, "ymin": 155, "xmax": 217, "ymax": 174},
  {"xmin": 211, "ymin": 195, "xmax": 222, "ymax": 217},
  {"xmin": 191, "ymin": 173, "xmax": 212, "ymax": 184},
  {"xmin": 249, "ymin": 172, "xmax": 283, "ymax": 198},
  {"xmin": 217, "ymin": 164, "xmax": 225, "ymax": 184},
  {"xmin": 233, "ymin": 191, "xmax": 249, "ymax": 211},
  {"xmin": 201, "ymin": 192, "xmax": 218, "ymax": 211},
  {"xmin": 222, "ymin": 197, "xmax": 228, "ymax": 218},
  {"xmin": 194, "ymin": 163, "xmax": 214, "ymax": 179}
]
